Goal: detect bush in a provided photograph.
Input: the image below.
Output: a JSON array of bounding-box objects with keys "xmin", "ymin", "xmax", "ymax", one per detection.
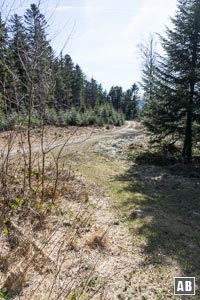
[
  {"xmin": 0, "ymin": 104, "xmax": 125, "ymax": 131},
  {"xmin": 45, "ymin": 108, "xmax": 59, "ymax": 125}
]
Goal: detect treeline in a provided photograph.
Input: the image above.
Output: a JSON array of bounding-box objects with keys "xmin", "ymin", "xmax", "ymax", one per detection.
[
  {"xmin": 0, "ymin": 4, "xmax": 139, "ymax": 130},
  {"xmin": 141, "ymin": 0, "xmax": 200, "ymax": 160}
]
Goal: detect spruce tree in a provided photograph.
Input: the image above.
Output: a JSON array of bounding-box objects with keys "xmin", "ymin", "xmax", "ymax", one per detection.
[
  {"xmin": 143, "ymin": 0, "xmax": 200, "ymax": 160},
  {"xmin": 123, "ymin": 84, "xmax": 139, "ymax": 120},
  {"xmin": 139, "ymin": 35, "xmax": 157, "ymax": 103},
  {"xmin": 108, "ymin": 86, "xmax": 123, "ymax": 111},
  {"xmin": 71, "ymin": 64, "xmax": 85, "ymax": 108},
  {"xmin": 0, "ymin": 13, "xmax": 13, "ymax": 113},
  {"xmin": 54, "ymin": 53, "xmax": 73, "ymax": 109},
  {"xmin": 9, "ymin": 14, "xmax": 28, "ymax": 109},
  {"xmin": 0, "ymin": 4, "xmax": 125, "ymax": 129},
  {"xmin": 86, "ymin": 78, "xmax": 99, "ymax": 108},
  {"xmin": 24, "ymin": 4, "xmax": 53, "ymax": 113}
]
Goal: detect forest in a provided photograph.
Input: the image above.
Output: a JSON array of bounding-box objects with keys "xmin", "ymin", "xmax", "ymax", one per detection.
[{"xmin": 0, "ymin": 4, "xmax": 139, "ymax": 130}]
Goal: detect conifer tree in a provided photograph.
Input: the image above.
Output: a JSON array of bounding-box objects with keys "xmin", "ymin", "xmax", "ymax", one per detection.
[
  {"xmin": 143, "ymin": 0, "xmax": 200, "ymax": 160},
  {"xmin": 0, "ymin": 4, "xmax": 125, "ymax": 129},
  {"xmin": 54, "ymin": 53, "xmax": 73, "ymax": 109},
  {"xmin": 108, "ymin": 86, "xmax": 123, "ymax": 111},
  {"xmin": 24, "ymin": 4, "xmax": 53, "ymax": 113},
  {"xmin": 71, "ymin": 64, "xmax": 85, "ymax": 108},
  {"xmin": 139, "ymin": 35, "xmax": 157, "ymax": 103},
  {"xmin": 0, "ymin": 13, "xmax": 12, "ymax": 113},
  {"xmin": 123, "ymin": 84, "xmax": 139, "ymax": 119},
  {"xmin": 9, "ymin": 14, "xmax": 28, "ymax": 109}
]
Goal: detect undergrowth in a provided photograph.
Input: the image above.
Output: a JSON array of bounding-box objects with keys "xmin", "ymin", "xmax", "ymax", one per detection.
[
  {"xmin": 0, "ymin": 127, "xmax": 111, "ymax": 300},
  {"xmin": 0, "ymin": 105, "xmax": 124, "ymax": 131}
]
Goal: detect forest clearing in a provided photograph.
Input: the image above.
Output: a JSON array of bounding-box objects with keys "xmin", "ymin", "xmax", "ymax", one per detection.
[{"xmin": 1, "ymin": 0, "xmax": 200, "ymax": 299}]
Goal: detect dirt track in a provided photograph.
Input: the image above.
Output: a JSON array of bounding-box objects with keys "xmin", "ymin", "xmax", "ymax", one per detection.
[{"xmin": 0, "ymin": 121, "xmax": 142, "ymax": 156}]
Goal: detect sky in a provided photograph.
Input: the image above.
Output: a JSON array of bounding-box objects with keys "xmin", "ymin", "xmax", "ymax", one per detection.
[{"xmin": 1, "ymin": 0, "xmax": 178, "ymax": 91}]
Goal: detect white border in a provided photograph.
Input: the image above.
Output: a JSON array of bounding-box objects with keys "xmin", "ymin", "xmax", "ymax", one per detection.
[{"xmin": 174, "ymin": 277, "xmax": 195, "ymax": 295}]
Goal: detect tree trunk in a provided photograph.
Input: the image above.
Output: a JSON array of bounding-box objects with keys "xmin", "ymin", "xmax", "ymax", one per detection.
[
  {"xmin": 183, "ymin": 84, "xmax": 194, "ymax": 161},
  {"xmin": 182, "ymin": 110, "xmax": 192, "ymax": 160}
]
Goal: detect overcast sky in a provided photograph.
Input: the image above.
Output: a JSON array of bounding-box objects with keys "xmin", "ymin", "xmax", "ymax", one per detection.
[{"xmin": 2, "ymin": 0, "xmax": 178, "ymax": 91}]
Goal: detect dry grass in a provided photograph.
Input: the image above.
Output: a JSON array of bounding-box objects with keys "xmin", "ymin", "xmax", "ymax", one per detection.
[
  {"xmin": 0, "ymin": 125, "xmax": 115, "ymax": 300},
  {"xmin": 86, "ymin": 229, "xmax": 108, "ymax": 250},
  {"xmin": 0, "ymin": 174, "xmax": 103, "ymax": 299}
]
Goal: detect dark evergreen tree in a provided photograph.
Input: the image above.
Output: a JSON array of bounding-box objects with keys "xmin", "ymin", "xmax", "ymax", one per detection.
[
  {"xmin": 143, "ymin": 0, "xmax": 200, "ymax": 160},
  {"xmin": 63, "ymin": 54, "xmax": 73, "ymax": 107},
  {"xmin": 0, "ymin": 13, "xmax": 13, "ymax": 113},
  {"xmin": 139, "ymin": 35, "xmax": 157, "ymax": 103},
  {"xmin": 9, "ymin": 14, "xmax": 28, "ymax": 109},
  {"xmin": 0, "ymin": 4, "xmax": 125, "ymax": 130},
  {"xmin": 71, "ymin": 64, "xmax": 85, "ymax": 108},
  {"xmin": 124, "ymin": 84, "xmax": 139, "ymax": 119},
  {"xmin": 84, "ymin": 78, "xmax": 100, "ymax": 108},
  {"xmin": 24, "ymin": 4, "xmax": 54, "ymax": 113},
  {"xmin": 54, "ymin": 53, "xmax": 73, "ymax": 109},
  {"xmin": 97, "ymin": 84, "xmax": 107, "ymax": 105},
  {"xmin": 108, "ymin": 86, "xmax": 123, "ymax": 111}
]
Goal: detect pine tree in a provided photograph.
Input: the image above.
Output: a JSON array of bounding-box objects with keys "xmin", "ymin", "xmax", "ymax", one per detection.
[
  {"xmin": 0, "ymin": 4, "xmax": 125, "ymax": 129},
  {"xmin": 139, "ymin": 35, "xmax": 157, "ymax": 103},
  {"xmin": 54, "ymin": 53, "xmax": 73, "ymax": 109},
  {"xmin": 131, "ymin": 83, "xmax": 139, "ymax": 119},
  {"xmin": 24, "ymin": 4, "xmax": 53, "ymax": 113},
  {"xmin": 123, "ymin": 84, "xmax": 139, "ymax": 119},
  {"xmin": 63, "ymin": 54, "xmax": 73, "ymax": 107},
  {"xmin": 143, "ymin": 0, "xmax": 200, "ymax": 160},
  {"xmin": 0, "ymin": 13, "xmax": 13, "ymax": 113},
  {"xmin": 9, "ymin": 14, "xmax": 28, "ymax": 109},
  {"xmin": 108, "ymin": 86, "xmax": 123, "ymax": 111},
  {"xmin": 97, "ymin": 84, "xmax": 107, "ymax": 105},
  {"xmin": 71, "ymin": 64, "xmax": 85, "ymax": 108},
  {"xmin": 85, "ymin": 78, "xmax": 99, "ymax": 108}
]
